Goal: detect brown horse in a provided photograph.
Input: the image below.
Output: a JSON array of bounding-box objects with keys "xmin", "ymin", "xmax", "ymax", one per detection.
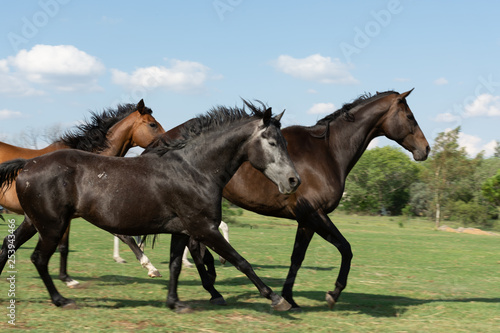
[
  {"xmin": 0, "ymin": 99, "xmax": 165, "ymax": 286},
  {"xmin": 220, "ymin": 90, "xmax": 430, "ymax": 309}
]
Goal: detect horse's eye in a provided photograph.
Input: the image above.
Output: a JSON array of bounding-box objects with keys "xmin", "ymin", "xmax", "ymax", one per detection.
[
  {"xmin": 407, "ymin": 114, "xmax": 414, "ymax": 121},
  {"xmin": 269, "ymin": 141, "xmax": 277, "ymax": 147},
  {"xmin": 149, "ymin": 123, "xmax": 157, "ymax": 128}
]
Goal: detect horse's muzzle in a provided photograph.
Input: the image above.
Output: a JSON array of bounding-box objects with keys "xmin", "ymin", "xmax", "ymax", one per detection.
[{"xmin": 279, "ymin": 174, "xmax": 301, "ymax": 195}]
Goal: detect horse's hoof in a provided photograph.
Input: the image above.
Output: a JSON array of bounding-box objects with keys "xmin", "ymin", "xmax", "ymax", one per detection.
[
  {"xmin": 219, "ymin": 256, "xmax": 227, "ymax": 265},
  {"xmin": 174, "ymin": 302, "xmax": 193, "ymax": 314},
  {"xmin": 65, "ymin": 279, "xmax": 80, "ymax": 288},
  {"xmin": 114, "ymin": 257, "xmax": 127, "ymax": 264},
  {"xmin": 272, "ymin": 297, "xmax": 292, "ymax": 311},
  {"xmin": 210, "ymin": 297, "xmax": 227, "ymax": 306},
  {"xmin": 148, "ymin": 270, "xmax": 162, "ymax": 278},
  {"xmin": 60, "ymin": 300, "xmax": 78, "ymax": 309},
  {"xmin": 326, "ymin": 291, "xmax": 336, "ymax": 309},
  {"xmin": 290, "ymin": 305, "xmax": 303, "ymax": 312}
]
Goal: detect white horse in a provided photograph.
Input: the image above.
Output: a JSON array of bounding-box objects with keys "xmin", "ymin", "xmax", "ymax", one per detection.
[{"xmin": 112, "ymin": 221, "xmax": 229, "ymax": 271}]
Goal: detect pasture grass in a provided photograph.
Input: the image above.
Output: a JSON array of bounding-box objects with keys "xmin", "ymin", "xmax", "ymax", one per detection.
[{"xmin": 1, "ymin": 212, "xmax": 499, "ymax": 332}]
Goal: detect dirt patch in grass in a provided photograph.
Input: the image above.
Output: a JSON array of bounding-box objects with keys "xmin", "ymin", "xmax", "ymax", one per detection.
[{"xmin": 438, "ymin": 225, "xmax": 499, "ymax": 236}]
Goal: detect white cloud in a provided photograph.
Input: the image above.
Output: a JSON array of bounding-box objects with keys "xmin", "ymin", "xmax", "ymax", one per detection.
[
  {"xmin": 458, "ymin": 132, "xmax": 497, "ymax": 157},
  {"xmin": 0, "ymin": 109, "xmax": 23, "ymax": 120},
  {"xmin": 0, "ymin": 60, "xmax": 8, "ymax": 73},
  {"xmin": 0, "ymin": 44, "xmax": 105, "ymax": 94},
  {"xmin": 464, "ymin": 93, "xmax": 500, "ymax": 117},
  {"xmin": 307, "ymin": 102, "xmax": 336, "ymax": 115},
  {"xmin": 111, "ymin": 59, "xmax": 213, "ymax": 92},
  {"xmin": 0, "ymin": 73, "xmax": 44, "ymax": 96},
  {"xmin": 10, "ymin": 45, "xmax": 104, "ymax": 77},
  {"xmin": 434, "ymin": 77, "xmax": 449, "ymax": 85},
  {"xmin": 434, "ymin": 112, "xmax": 461, "ymax": 123},
  {"xmin": 274, "ymin": 54, "xmax": 358, "ymax": 84}
]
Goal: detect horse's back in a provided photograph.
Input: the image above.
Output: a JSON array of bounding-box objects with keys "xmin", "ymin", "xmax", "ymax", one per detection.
[{"xmin": 0, "ymin": 141, "xmax": 37, "ymax": 163}]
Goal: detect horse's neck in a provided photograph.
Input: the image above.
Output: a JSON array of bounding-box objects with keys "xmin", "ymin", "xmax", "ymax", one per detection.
[
  {"xmin": 99, "ymin": 117, "xmax": 135, "ymax": 157},
  {"xmin": 327, "ymin": 99, "xmax": 391, "ymax": 178},
  {"xmin": 181, "ymin": 121, "xmax": 254, "ymax": 186}
]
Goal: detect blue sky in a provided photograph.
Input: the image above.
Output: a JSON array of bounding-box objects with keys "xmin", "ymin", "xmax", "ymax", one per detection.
[{"xmin": 1, "ymin": 0, "xmax": 500, "ymax": 156}]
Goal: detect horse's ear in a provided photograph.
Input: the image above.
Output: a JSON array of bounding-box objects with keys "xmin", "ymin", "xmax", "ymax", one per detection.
[
  {"xmin": 137, "ymin": 99, "xmax": 146, "ymax": 114},
  {"xmin": 274, "ymin": 110, "xmax": 285, "ymax": 122},
  {"xmin": 399, "ymin": 88, "xmax": 414, "ymax": 100},
  {"xmin": 263, "ymin": 107, "xmax": 272, "ymax": 125}
]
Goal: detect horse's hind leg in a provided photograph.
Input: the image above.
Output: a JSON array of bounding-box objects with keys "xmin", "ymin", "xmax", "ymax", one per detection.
[
  {"xmin": 292, "ymin": 209, "xmax": 352, "ymax": 309},
  {"xmin": 113, "ymin": 236, "xmax": 126, "ymax": 263},
  {"xmin": 114, "ymin": 234, "xmax": 161, "ymax": 277},
  {"xmin": 218, "ymin": 221, "xmax": 229, "ymax": 264},
  {"xmin": 58, "ymin": 223, "xmax": 80, "ymax": 288},
  {"xmin": 29, "ymin": 216, "xmax": 76, "ymax": 308},
  {"xmin": 187, "ymin": 238, "xmax": 226, "ymax": 306},
  {"xmin": 166, "ymin": 233, "xmax": 191, "ymax": 312},
  {"xmin": 0, "ymin": 218, "xmax": 37, "ymax": 274}
]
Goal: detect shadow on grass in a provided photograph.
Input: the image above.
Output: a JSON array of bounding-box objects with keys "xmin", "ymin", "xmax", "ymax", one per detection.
[
  {"xmin": 57, "ymin": 274, "xmax": 500, "ymax": 318},
  {"xmin": 293, "ymin": 291, "xmax": 500, "ymax": 317}
]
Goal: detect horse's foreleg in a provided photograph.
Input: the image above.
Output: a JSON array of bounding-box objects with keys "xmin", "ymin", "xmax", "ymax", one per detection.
[
  {"xmin": 114, "ymin": 234, "xmax": 161, "ymax": 277},
  {"xmin": 312, "ymin": 210, "xmax": 352, "ymax": 309},
  {"xmin": 58, "ymin": 224, "xmax": 79, "ymax": 288},
  {"xmin": 195, "ymin": 226, "xmax": 291, "ymax": 311},
  {"xmin": 281, "ymin": 225, "xmax": 315, "ymax": 309},
  {"xmin": 188, "ymin": 238, "xmax": 226, "ymax": 305},
  {"xmin": 0, "ymin": 218, "xmax": 37, "ymax": 274},
  {"xmin": 167, "ymin": 233, "xmax": 191, "ymax": 313}
]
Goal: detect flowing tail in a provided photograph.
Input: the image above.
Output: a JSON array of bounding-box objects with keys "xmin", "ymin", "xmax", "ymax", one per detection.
[{"xmin": 0, "ymin": 158, "xmax": 27, "ymax": 193}]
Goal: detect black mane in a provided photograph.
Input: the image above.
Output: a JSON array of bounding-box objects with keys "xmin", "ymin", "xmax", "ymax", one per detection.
[
  {"xmin": 58, "ymin": 103, "xmax": 151, "ymax": 152},
  {"xmin": 144, "ymin": 100, "xmax": 273, "ymax": 156},
  {"xmin": 316, "ymin": 90, "xmax": 398, "ymax": 126}
]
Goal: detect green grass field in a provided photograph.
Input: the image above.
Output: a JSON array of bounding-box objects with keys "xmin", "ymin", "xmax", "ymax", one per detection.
[{"xmin": 1, "ymin": 211, "xmax": 499, "ymax": 332}]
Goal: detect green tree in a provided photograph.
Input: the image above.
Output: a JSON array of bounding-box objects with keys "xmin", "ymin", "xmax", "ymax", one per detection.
[
  {"xmin": 494, "ymin": 141, "xmax": 500, "ymax": 158},
  {"xmin": 482, "ymin": 169, "xmax": 500, "ymax": 206},
  {"xmin": 408, "ymin": 182, "xmax": 431, "ymax": 216},
  {"xmin": 420, "ymin": 127, "xmax": 497, "ymax": 227},
  {"xmin": 343, "ymin": 146, "xmax": 420, "ymax": 215},
  {"xmin": 421, "ymin": 127, "xmax": 474, "ymax": 227}
]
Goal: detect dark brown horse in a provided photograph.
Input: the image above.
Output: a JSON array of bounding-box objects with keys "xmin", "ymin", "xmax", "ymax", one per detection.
[
  {"xmin": 221, "ymin": 90, "xmax": 430, "ymax": 309},
  {"xmin": 0, "ymin": 102, "xmax": 300, "ymax": 311},
  {"xmin": 162, "ymin": 90, "xmax": 429, "ymax": 309},
  {"xmin": 0, "ymin": 100, "xmax": 165, "ymax": 286}
]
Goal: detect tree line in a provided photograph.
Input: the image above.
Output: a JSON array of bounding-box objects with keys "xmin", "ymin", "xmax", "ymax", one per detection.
[{"xmin": 341, "ymin": 127, "xmax": 500, "ymax": 228}]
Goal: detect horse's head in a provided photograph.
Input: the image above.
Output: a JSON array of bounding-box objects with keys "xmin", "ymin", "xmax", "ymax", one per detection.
[
  {"xmin": 378, "ymin": 89, "xmax": 430, "ymax": 161},
  {"xmin": 246, "ymin": 107, "xmax": 301, "ymax": 195},
  {"xmin": 130, "ymin": 99, "xmax": 165, "ymax": 148}
]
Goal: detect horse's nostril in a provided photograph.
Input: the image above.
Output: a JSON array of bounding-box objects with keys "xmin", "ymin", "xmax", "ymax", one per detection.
[{"xmin": 289, "ymin": 176, "xmax": 300, "ymax": 188}]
